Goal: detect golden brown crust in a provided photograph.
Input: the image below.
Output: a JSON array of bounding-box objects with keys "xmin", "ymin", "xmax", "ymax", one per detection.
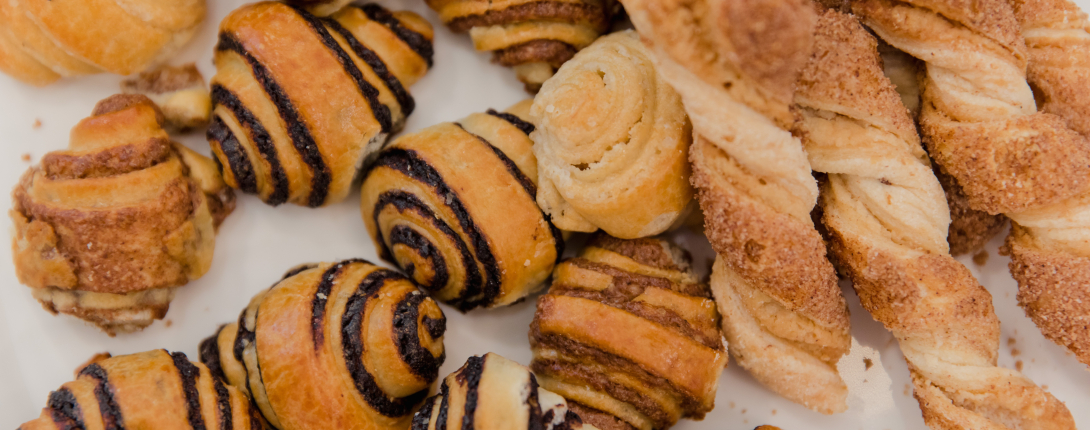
[
  {"xmin": 567, "ymin": 402, "xmax": 637, "ymax": 430},
  {"xmin": 937, "ymin": 167, "xmax": 1008, "ymax": 255},
  {"xmin": 493, "ymin": 39, "xmax": 577, "ymax": 67}
]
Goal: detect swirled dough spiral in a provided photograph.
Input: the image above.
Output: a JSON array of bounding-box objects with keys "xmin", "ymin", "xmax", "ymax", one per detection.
[
  {"xmin": 0, "ymin": 0, "xmax": 205, "ymax": 86},
  {"xmin": 426, "ymin": 0, "xmax": 614, "ymax": 92},
  {"xmin": 121, "ymin": 63, "xmax": 213, "ymax": 133},
  {"xmin": 10, "ymin": 94, "xmax": 234, "ymax": 335},
  {"xmin": 208, "ymin": 2, "xmax": 433, "ymax": 207},
  {"xmin": 530, "ymin": 234, "xmax": 726, "ymax": 430},
  {"xmin": 621, "ymin": 0, "xmax": 850, "ymax": 413},
  {"xmin": 19, "ymin": 350, "xmax": 266, "ymax": 430},
  {"xmin": 199, "ymin": 260, "xmax": 446, "ymax": 430},
  {"xmin": 413, "ymin": 353, "xmax": 597, "ymax": 430},
  {"xmin": 360, "ymin": 101, "xmax": 563, "ymax": 311},
  {"xmin": 798, "ymin": 10, "xmax": 1074, "ymax": 429},
  {"xmin": 853, "ymin": 0, "xmax": 1090, "ymax": 366},
  {"xmin": 530, "ymin": 30, "xmax": 693, "ymax": 239}
]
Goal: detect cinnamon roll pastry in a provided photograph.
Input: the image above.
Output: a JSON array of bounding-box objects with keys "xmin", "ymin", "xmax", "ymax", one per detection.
[
  {"xmin": 621, "ymin": 0, "xmax": 851, "ymax": 413},
  {"xmin": 425, "ymin": 0, "xmax": 615, "ymax": 92},
  {"xmin": 413, "ymin": 353, "xmax": 595, "ymax": 430},
  {"xmin": 18, "ymin": 350, "xmax": 265, "ymax": 430},
  {"xmin": 0, "ymin": 0, "xmax": 205, "ymax": 86},
  {"xmin": 360, "ymin": 101, "xmax": 563, "ymax": 311},
  {"xmin": 122, "ymin": 63, "xmax": 212, "ymax": 133},
  {"xmin": 208, "ymin": 2, "xmax": 433, "ymax": 207},
  {"xmin": 10, "ymin": 94, "xmax": 234, "ymax": 335},
  {"xmin": 529, "ymin": 234, "xmax": 727, "ymax": 430},
  {"xmin": 530, "ymin": 31, "xmax": 693, "ymax": 239},
  {"xmin": 853, "ymin": 0, "xmax": 1090, "ymax": 366},
  {"xmin": 797, "ymin": 10, "xmax": 1073, "ymax": 429},
  {"xmin": 199, "ymin": 259, "xmax": 446, "ymax": 430}
]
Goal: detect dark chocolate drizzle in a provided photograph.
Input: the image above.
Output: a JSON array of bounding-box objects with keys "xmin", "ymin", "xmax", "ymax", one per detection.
[
  {"xmin": 392, "ymin": 292, "xmax": 444, "ymax": 381},
  {"xmin": 311, "ymin": 259, "xmax": 364, "ymax": 350},
  {"xmin": 212, "ymin": 377, "xmax": 232, "ymax": 430},
  {"xmin": 341, "ymin": 269, "xmax": 429, "ymax": 417},
  {"xmin": 459, "ymin": 355, "xmax": 485, "ymax": 430},
  {"xmin": 356, "ymin": 4, "xmax": 434, "ymax": 67},
  {"xmin": 216, "ymin": 33, "xmax": 331, "ymax": 207},
  {"xmin": 209, "ymin": 84, "xmax": 288, "ymax": 205},
  {"xmin": 170, "ymin": 351, "xmax": 207, "ymax": 430},
  {"xmin": 486, "ymin": 109, "xmax": 535, "ymax": 135},
  {"xmin": 78, "ymin": 364, "xmax": 124, "ymax": 430},
  {"xmin": 199, "ymin": 325, "xmax": 228, "ymax": 382},
  {"xmin": 388, "ymin": 225, "xmax": 449, "ymax": 292},
  {"xmin": 47, "ymin": 388, "xmax": 84, "ymax": 430},
  {"xmin": 323, "ymin": 15, "xmax": 415, "ymax": 119},
  {"xmin": 207, "ymin": 115, "xmax": 258, "ymax": 195}
]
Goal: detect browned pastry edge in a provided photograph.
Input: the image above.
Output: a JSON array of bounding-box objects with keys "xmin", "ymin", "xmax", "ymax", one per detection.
[
  {"xmin": 41, "ymin": 137, "xmax": 173, "ymax": 180},
  {"xmin": 493, "ymin": 39, "xmax": 578, "ymax": 67},
  {"xmin": 121, "ymin": 64, "xmax": 205, "ymax": 94},
  {"xmin": 936, "ymin": 166, "xmax": 1008, "ymax": 256},
  {"xmin": 37, "ymin": 298, "xmax": 171, "ymax": 336},
  {"xmin": 567, "ymin": 402, "xmax": 637, "ymax": 430},
  {"xmin": 590, "ymin": 233, "xmax": 691, "ymax": 272},
  {"xmin": 445, "ymin": 1, "xmax": 612, "ymax": 33},
  {"xmin": 94, "ymin": 94, "xmax": 168, "ymax": 121}
]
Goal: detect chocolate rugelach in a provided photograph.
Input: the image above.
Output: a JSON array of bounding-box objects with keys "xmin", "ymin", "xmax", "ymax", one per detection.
[{"xmin": 199, "ymin": 260, "xmax": 446, "ymax": 430}]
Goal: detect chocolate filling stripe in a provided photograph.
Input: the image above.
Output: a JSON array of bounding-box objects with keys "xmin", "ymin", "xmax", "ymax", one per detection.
[
  {"xmin": 486, "ymin": 109, "xmax": 535, "ymax": 135},
  {"xmin": 324, "ymin": 16, "xmax": 415, "ymax": 118},
  {"xmin": 290, "ymin": 5, "xmax": 393, "ymax": 133},
  {"xmin": 210, "ymin": 84, "xmax": 287, "ymax": 204},
  {"xmin": 47, "ymin": 388, "xmax": 84, "ymax": 430},
  {"xmin": 527, "ymin": 373, "xmax": 545, "ymax": 430},
  {"xmin": 392, "ymin": 292, "xmax": 444, "ymax": 380},
  {"xmin": 311, "ymin": 259, "xmax": 366, "ymax": 350},
  {"xmin": 365, "ymin": 149, "xmax": 503, "ymax": 307},
  {"xmin": 459, "ymin": 355, "xmax": 485, "ymax": 430},
  {"xmin": 78, "ymin": 364, "xmax": 124, "ymax": 430},
  {"xmin": 357, "ymin": 3, "xmax": 434, "ymax": 67},
  {"xmin": 199, "ymin": 325, "xmax": 228, "ymax": 382},
  {"xmin": 212, "ymin": 377, "xmax": 232, "ymax": 430},
  {"xmin": 217, "ymin": 33, "xmax": 330, "ymax": 207},
  {"xmin": 170, "ymin": 351, "xmax": 207, "ymax": 430},
  {"xmin": 411, "ymin": 397, "xmax": 436, "ymax": 430},
  {"xmin": 341, "ymin": 269, "xmax": 429, "ymax": 417},
  {"xmin": 435, "ymin": 381, "xmax": 450, "ymax": 430},
  {"xmin": 248, "ymin": 401, "xmax": 265, "ymax": 430},
  {"xmin": 388, "ymin": 225, "xmax": 450, "ymax": 295},
  {"xmin": 207, "ymin": 115, "xmax": 258, "ymax": 194}
]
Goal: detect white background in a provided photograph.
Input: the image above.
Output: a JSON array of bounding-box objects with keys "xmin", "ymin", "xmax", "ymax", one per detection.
[{"xmin": 1, "ymin": 1, "xmax": 1087, "ymax": 429}]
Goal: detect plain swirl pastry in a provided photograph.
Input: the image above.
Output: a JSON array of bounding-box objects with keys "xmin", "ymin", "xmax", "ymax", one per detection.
[
  {"xmin": 199, "ymin": 259, "xmax": 446, "ymax": 430},
  {"xmin": 412, "ymin": 353, "xmax": 595, "ymax": 430},
  {"xmin": 797, "ymin": 10, "xmax": 1074, "ymax": 429},
  {"xmin": 208, "ymin": 2, "xmax": 433, "ymax": 207},
  {"xmin": 425, "ymin": 0, "xmax": 615, "ymax": 92},
  {"xmin": 529, "ymin": 234, "xmax": 726, "ymax": 430},
  {"xmin": 10, "ymin": 94, "xmax": 235, "ymax": 335},
  {"xmin": 621, "ymin": 0, "xmax": 851, "ymax": 413},
  {"xmin": 19, "ymin": 350, "xmax": 265, "ymax": 430},
  {"xmin": 0, "ymin": 0, "xmax": 205, "ymax": 86},
  {"xmin": 360, "ymin": 101, "xmax": 563, "ymax": 311},
  {"xmin": 530, "ymin": 30, "xmax": 693, "ymax": 239}
]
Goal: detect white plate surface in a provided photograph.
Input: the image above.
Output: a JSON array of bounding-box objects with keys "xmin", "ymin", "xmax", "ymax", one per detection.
[{"xmin": 1, "ymin": 1, "xmax": 1088, "ymax": 429}]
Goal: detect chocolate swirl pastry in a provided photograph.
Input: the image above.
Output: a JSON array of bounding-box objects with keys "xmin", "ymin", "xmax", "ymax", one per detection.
[
  {"xmin": 412, "ymin": 353, "xmax": 594, "ymax": 430},
  {"xmin": 425, "ymin": 0, "xmax": 615, "ymax": 92},
  {"xmin": 0, "ymin": 0, "xmax": 205, "ymax": 86},
  {"xmin": 18, "ymin": 350, "xmax": 265, "ymax": 430},
  {"xmin": 530, "ymin": 234, "xmax": 727, "ymax": 430},
  {"xmin": 11, "ymin": 94, "xmax": 235, "ymax": 335},
  {"xmin": 360, "ymin": 101, "xmax": 563, "ymax": 311},
  {"xmin": 199, "ymin": 260, "xmax": 446, "ymax": 430},
  {"xmin": 208, "ymin": 2, "xmax": 433, "ymax": 207}
]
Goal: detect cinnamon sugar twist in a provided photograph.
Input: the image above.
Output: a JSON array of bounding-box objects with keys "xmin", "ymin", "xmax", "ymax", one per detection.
[
  {"xmin": 853, "ymin": 0, "xmax": 1090, "ymax": 366},
  {"xmin": 797, "ymin": 10, "xmax": 1074, "ymax": 429},
  {"xmin": 621, "ymin": 0, "xmax": 850, "ymax": 413}
]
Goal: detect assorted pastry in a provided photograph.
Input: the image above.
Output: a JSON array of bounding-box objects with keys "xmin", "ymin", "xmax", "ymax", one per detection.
[{"xmin": 8, "ymin": 0, "xmax": 1090, "ymax": 428}]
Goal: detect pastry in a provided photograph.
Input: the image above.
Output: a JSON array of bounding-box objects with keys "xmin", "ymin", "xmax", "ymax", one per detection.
[
  {"xmin": 797, "ymin": 10, "xmax": 1074, "ymax": 428},
  {"xmin": 621, "ymin": 0, "xmax": 851, "ymax": 413},
  {"xmin": 529, "ymin": 234, "xmax": 726, "ymax": 430},
  {"xmin": 0, "ymin": 0, "xmax": 205, "ymax": 86},
  {"xmin": 853, "ymin": 0, "xmax": 1090, "ymax": 366},
  {"xmin": 360, "ymin": 101, "xmax": 563, "ymax": 311},
  {"xmin": 199, "ymin": 260, "xmax": 446, "ymax": 430},
  {"xmin": 121, "ymin": 63, "xmax": 212, "ymax": 133},
  {"xmin": 10, "ymin": 94, "xmax": 234, "ymax": 335},
  {"xmin": 425, "ymin": 0, "xmax": 615, "ymax": 92},
  {"xmin": 284, "ymin": 0, "xmax": 354, "ymax": 17},
  {"xmin": 18, "ymin": 350, "xmax": 265, "ymax": 430},
  {"xmin": 208, "ymin": 2, "xmax": 433, "ymax": 207},
  {"xmin": 412, "ymin": 353, "xmax": 595, "ymax": 430},
  {"xmin": 530, "ymin": 31, "xmax": 694, "ymax": 239}
]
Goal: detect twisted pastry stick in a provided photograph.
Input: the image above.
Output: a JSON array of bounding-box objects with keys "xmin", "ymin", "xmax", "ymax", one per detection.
[
  {"xmin": 620, "ymin": 0, "xmax": 850, "ymax": 413},
  {"xmin": 530, "ymin": 31, "xmax": 694, "ymax": 239},
  {"xmin": 11, "ymin": 94, "xmax": 234, "ymax": 335},
  {"xmin": 208, "ymin": 2, "xmax": 433, "ymax": 207},
  {"xmin": 530, "ymin": 234, "xmax": 726, "ymax": 430},
  {"xmin": 0, "ymin": 0, "xmax": 205, "ymax": 86},
  {"xmin": 853, "ymin": 0, "xmax": 1090, "ymax": 366},
  {"xmin": 413, "ymin": 353, "xmax": 596, "ymax": 430},
  {"xmin": 199, "ymin": 260, "xmax": 446, "ymax": 430},
  {"xmin": 361, "ymin": 101, "xmax": 563, "ymax": 311},
  {"xmin": 425, "ymin": 0, "xmax": 614, "ymax": 92},
  {"xmin": 19, "ymin": 350, "xmax": 265, "ymax": 430},
  {"xmin": 797, "ymin": 10, "xmax": 1074, "ymax": 429}
]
